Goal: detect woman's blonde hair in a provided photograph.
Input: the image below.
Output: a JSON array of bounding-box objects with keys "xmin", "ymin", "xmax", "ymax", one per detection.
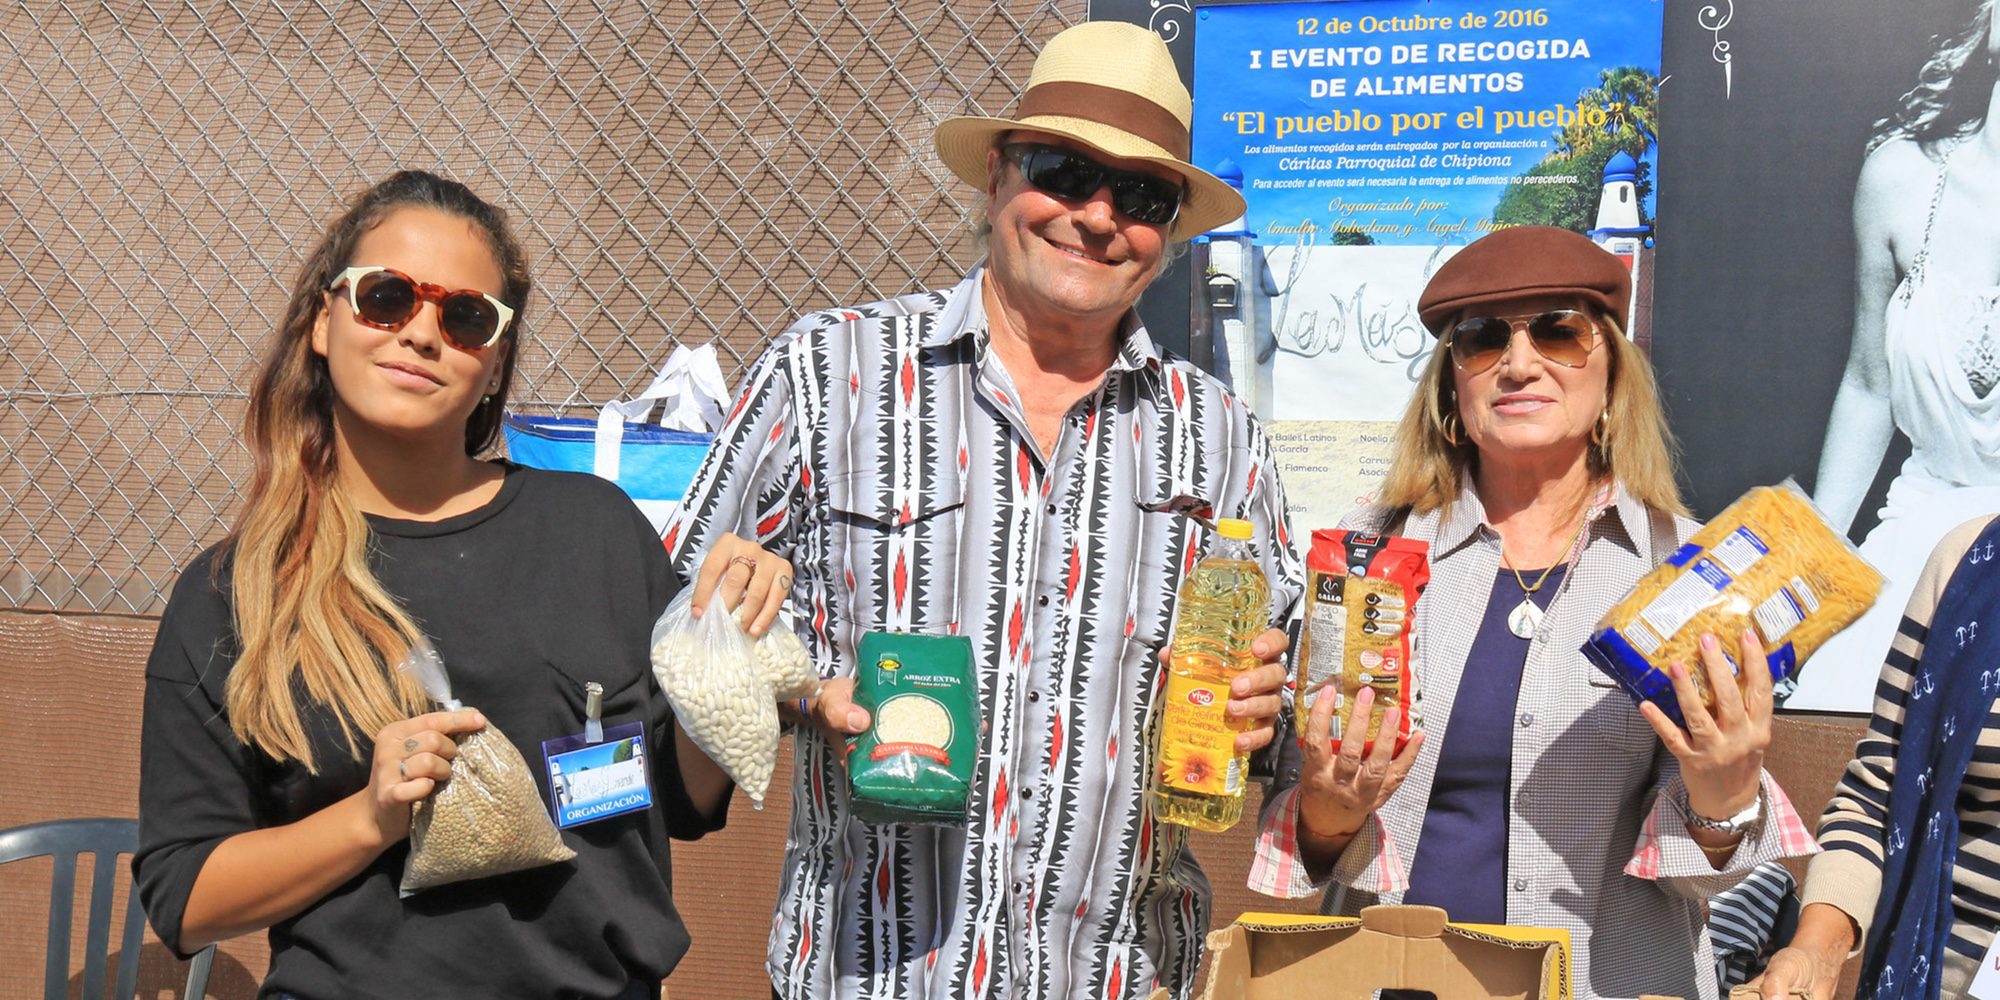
[
  {"xmin": 1375, "ymin": 312, "xmax": 1686, "ymax": 518},
  {"xmin": 222, "ymin": 170, "xmax": 531, "ymax": 770}
]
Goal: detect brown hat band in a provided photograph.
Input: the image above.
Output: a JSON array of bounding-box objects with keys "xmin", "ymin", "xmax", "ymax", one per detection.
[{"xmin": 1015, "ymin": 81, "xmax": 1189, "ymax": 160}]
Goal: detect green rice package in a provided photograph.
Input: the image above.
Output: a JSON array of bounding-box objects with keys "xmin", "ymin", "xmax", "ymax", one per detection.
[{"xmin": 846, "ymin": 631, "xmax": 980, "ymax": 825}]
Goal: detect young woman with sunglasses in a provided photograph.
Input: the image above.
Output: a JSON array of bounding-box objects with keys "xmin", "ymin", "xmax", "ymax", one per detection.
[
  {"xmin": 1248, "ymin": 227, "xmax": 1813, "ymax": 1000},
  {"xmin": 132, "ymin": 170, "xmax": 732, "ymax": 999}
]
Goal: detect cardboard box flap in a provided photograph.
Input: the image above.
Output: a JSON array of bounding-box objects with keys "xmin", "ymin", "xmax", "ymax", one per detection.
[
  {"xmin": 1450, "ymin": 921, "xmax": 1572, "ymax": 996},
  {"xmin": 1182, "ymin": 906, "xmax": 1572, "ymax": 1000},
  {"xmin": 1360, "ymin": 903, "xmax": 1449, "ymax": 937}
]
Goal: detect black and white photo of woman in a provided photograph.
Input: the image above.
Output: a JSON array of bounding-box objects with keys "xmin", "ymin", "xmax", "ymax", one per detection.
[{"xmin": 1798, "ymin": 0, "xmax": 2000, "ymax": 709}]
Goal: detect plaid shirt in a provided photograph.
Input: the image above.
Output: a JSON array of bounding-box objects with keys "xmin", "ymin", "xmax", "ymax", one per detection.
[
  {"xmin": 1246, "ymin": 483, "xmax": 1817, "ymax": 1000},
  {"xmin": 665, "ymin": 268, "xmax": 1304, "ymax": 999}
]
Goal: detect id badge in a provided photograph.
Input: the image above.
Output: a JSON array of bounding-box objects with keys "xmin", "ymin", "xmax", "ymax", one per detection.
[{"xmin": 542, "ymin": 721, "xmax": 652, "ymax": 828}]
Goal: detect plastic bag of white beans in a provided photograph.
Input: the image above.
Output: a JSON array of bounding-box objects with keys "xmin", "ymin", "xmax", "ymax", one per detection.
[
  {"xmin": 756, "ymin": 610, "xmax": 820, "ymax": 702},
  {"xmin": 650, "ymin": 587, "xmax": 778, "ymax": 807}
]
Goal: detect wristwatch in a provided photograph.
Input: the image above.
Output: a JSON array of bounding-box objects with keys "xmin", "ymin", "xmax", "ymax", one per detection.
[{"xmin": 1679, "ymin": 786, "xmax": 1764, "ymax": 836}]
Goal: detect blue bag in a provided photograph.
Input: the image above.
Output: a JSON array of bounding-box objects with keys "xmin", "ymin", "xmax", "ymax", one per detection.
[
  {"xmin": 501, "ymin": 348, "xmax": 729, "ymax": 533},
  {"xmin": 502, "ymin": 413, "xmax": 712, "ymax": 525}
]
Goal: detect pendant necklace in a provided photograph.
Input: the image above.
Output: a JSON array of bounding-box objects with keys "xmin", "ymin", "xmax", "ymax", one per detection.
[{"xmin": 1503, "ymin": 514, "xmax": 1591, "ymax": 640}]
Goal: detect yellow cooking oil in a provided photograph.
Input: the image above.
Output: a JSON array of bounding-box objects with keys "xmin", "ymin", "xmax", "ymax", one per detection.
[{"xmin": 1152, "ymin": 518, "xmax": 1271, "ymax": 832}]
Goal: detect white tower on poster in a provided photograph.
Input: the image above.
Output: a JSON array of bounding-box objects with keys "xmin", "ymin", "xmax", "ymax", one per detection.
[
  {"xmin": 1589, "ymin": 150, "xmax": 1652, "ymax": 337},
  {"xmin": 1593, "ymin": 150, "xmax": 1643, "ymax": 237}
]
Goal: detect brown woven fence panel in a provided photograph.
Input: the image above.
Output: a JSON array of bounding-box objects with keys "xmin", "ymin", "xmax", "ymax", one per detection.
[{"xmin": 0, "ymin": 611, "xmax": 269, "ymax": 998}]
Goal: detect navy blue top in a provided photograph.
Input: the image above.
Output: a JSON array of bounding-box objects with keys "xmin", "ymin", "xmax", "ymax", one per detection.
[{"xmin": 1403, "ymin": 564, "xmax": 1568, "ymax": 923}]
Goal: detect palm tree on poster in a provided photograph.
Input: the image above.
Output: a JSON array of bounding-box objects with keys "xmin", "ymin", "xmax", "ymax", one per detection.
[
  {"xmin": 1556, "ymin": 66, "xmax": 1660, "ymax": 160},
  {"xmin": 1493, "ymin": 66, "xmax": 1661, "ymax": 232}
]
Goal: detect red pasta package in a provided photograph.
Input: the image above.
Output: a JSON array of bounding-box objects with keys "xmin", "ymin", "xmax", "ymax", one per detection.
[{"xmin": 1297, "ymin": 529, "xmax": 1430, "ymax": 756}]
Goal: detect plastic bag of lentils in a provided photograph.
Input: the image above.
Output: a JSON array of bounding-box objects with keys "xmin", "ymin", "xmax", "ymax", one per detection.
[{"xmin": 398, "ymin": 641, "xmax": 574, "ymax": 895}]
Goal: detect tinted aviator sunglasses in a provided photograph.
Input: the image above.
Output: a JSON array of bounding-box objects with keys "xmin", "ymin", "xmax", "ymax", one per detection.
[
  {"xmin": 328, "ymin": 265, "xmax": 515, "ymax": 351},
  {"xmin": 1447, "ymin": 309, "xmax": 1601, "ymax": 375},
  {"xmin": 1000, "ymin": 142, "xmax": 1185, "ymax": 227}
]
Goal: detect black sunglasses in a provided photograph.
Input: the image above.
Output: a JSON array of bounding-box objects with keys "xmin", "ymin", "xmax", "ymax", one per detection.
[{"xmin": 1000, "ymin": 142, "xmax": 1185, "ymax": 227}]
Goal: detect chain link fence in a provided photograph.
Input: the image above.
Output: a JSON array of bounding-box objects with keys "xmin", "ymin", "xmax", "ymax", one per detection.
[{"xmin": 1, "ymin": 0, "xmax": 1084, "ymax": 615}]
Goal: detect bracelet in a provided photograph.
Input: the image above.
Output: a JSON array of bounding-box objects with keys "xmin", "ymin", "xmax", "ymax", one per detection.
[{"xmin": 1679, "ymin": 786, "xmax": 1765, "ymax": 836}]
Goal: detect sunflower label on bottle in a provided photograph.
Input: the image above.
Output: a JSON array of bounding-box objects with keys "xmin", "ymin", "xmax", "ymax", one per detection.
[
  {"xmin": 1158, "ymin": 674, "xmax": 1240, "ymax": 795},
  {"xmin": 1152, "ymin": 518, "xmax": 1270, "ymax": 833}
]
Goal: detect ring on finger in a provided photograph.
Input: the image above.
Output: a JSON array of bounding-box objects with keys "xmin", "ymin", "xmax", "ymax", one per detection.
[
  {"xmin": 398, "ymin": 759, "xmax": 407, "ymax": 780},
  {"xmin": 728, "ymin": 555, "xmax": 756, "ymax": 571}
]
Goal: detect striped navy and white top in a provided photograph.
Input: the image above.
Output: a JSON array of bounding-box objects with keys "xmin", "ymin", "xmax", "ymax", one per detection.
[
  {"xmin": 1802, "ymin": 514, "xmax": 2000, "ymax": 996},
  {"xmin": 1709, "ymin": 861, "xmax": 1798, "ymax": 987},
  {"xmin": 665, "ymin": 267, "xmax": 1305, "ymax": 1000}
]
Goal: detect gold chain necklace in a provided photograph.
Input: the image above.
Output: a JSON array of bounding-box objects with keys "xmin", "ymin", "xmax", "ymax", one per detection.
[{"xmin": 1502, "ymin": 513, "xmax": 1591, "ymax": 640}]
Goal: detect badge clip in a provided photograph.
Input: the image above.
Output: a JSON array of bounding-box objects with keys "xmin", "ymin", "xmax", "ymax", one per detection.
[{"xmin": 584, "ymin": 681, "xmax": 604, "ymax": 744}]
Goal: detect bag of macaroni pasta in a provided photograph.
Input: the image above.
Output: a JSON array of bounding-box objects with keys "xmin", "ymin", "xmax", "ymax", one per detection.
[
  {"xmin": 1582, "ymin": 479, "xmax": 1884, "ymax": 726},
  {"xmin": 847, "ymin": 631, "xmax": 980, "ymax": 825},
  {"xmin": 398, "ymin": 640, "xmax": 574, "ymax": 895},
  {"xmin": 1297, "ymin": 529, "xmax": 1429, "ymax": 757}
]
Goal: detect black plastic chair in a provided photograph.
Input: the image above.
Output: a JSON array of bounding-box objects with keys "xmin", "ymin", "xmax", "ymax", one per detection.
[{"xmin": 0, "ymin": 817, "xmax": 215, "ymax": 999}]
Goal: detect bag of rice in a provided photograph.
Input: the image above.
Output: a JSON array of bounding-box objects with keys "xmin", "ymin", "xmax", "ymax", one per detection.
[
  {"xmin": 650, "ymin": 586, "xmax": 779, "ymax": 807},
  {"xmin": 398, "ymin": 641, "xmax": 575, "ymax": 895},
  {"xmin": 1582, "ymin": 479, "xmax": 1884, "ymax": 726},
  {"xmin": 1296, "ymin": 529, "xmax": 1429, "ymax": 756},
  {"xmin": 846, "ymin": 631, "xmax": 979, "ymax": 825}
]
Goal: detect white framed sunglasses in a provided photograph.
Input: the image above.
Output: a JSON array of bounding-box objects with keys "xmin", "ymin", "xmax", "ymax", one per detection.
[{"xmin": 329, "ymin": 265, "xmax": 515, "ymax": 350}]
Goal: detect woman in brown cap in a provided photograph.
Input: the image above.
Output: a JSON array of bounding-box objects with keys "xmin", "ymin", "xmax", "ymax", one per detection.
[{"xmin": 1249, "ymin": 226, "xmax": 1816, "ymax": 999}]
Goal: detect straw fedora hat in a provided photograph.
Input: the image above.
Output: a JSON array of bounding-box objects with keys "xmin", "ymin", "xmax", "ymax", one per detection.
[{"xmin": 933, "ymin": 21, "xmax": 1245, "ymax": 240}]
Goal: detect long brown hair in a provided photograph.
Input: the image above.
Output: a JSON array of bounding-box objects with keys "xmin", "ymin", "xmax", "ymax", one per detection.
[
  {"xmin": 225, "ymin": 170, "xmax": 531, "ymax": 769},
  {"xmin": 1375, "ymin": 313, "xmax": 1686, "ymax": 519}
]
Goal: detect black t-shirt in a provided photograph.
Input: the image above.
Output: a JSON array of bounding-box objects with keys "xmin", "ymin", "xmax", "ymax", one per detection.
[{"xmin": 134, "ymin": 465, "xmax": 725, "ymax": 1000}]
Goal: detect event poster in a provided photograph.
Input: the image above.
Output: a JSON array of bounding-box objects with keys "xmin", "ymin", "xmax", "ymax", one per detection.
[{"xmin": 1192, "ymin": 0, "xmax": 1664, "ymax": 547}]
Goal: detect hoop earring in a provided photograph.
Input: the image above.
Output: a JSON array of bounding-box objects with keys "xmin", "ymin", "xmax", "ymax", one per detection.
[
  {"xmin": 1591, "ymin": 408, "xmax": 1610, "ymax": 447},
  {"xmin": 1440, "ymin": 409, "xmax": 1464, "ymax": 447}
]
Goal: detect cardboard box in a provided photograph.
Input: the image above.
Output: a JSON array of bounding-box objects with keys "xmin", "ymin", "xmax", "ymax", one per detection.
[{"xmin": 1153, "ymin": 905, "xmax": 1571, "ymax": 1000}]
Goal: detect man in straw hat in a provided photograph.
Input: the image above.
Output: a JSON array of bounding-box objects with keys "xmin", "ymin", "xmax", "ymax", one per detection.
[{"xmin": 667, "ymin": 20, "xmax": 1304, "ymax": 998}]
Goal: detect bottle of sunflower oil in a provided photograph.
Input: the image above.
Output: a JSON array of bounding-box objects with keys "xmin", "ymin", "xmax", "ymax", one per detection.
[{"xmin": 1152, "ymin": 518, "xmax": 1270, "ymax": 832}]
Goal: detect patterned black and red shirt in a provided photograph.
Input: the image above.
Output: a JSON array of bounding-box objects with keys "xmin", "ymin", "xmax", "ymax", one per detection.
[{"xmin": 665, "ymin": 268, "xmax": 1304, "ymax": 999}]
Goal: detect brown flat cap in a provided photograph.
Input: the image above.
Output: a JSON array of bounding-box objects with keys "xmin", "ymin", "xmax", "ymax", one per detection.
[{"xmin": 1417, "ymin": 226, "xmax": 1632, "ymax": 336}]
